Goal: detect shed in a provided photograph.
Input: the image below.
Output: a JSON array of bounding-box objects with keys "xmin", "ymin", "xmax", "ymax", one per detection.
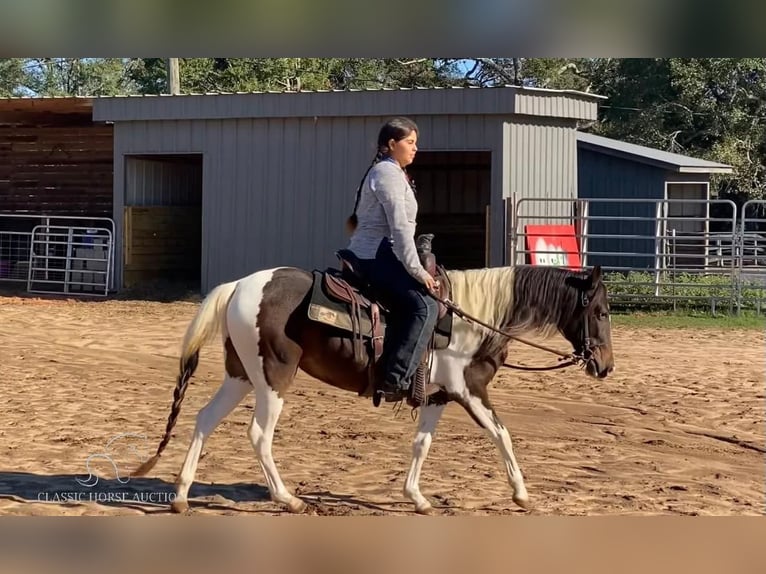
[
  {"xmin": 92, "ymin": 86, "xmax": 604, "ymax": 293},
  {"xmin": 0, "ymin": 97, "xmax": 115, "ymax": 291},
  {"xmin": 576, "ymin": 132, "xmax": 734, "ymax": 271}
]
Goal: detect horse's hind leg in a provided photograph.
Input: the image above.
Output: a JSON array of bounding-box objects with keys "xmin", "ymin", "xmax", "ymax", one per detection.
[
  {"xmin": 172, "ymin": 375, "xmax": 251, "ymax": 513},
  {"xmin": 403, "ymin": 403, "xmax": 445, "ymax": 514},
  {"xmin": 247, "ymin": 379, "xmax": 305, "ymax": 513}
]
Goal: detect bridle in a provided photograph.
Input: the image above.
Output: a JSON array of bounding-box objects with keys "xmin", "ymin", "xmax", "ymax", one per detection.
[{"xmin": 430, "ymin": 287, "xmax": 599, "ymax": 373}]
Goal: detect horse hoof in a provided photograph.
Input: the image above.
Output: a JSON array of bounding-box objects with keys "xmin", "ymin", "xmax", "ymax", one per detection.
[
  {"xmin": 415, "ymin": 503, "xmax": 434, "ymax": 515},
  {"xmin": 512, "ymin": 494, "xmax": 530, "ymax": 510},
  {"xmin": 287, "ymin": 497, "xmax": 307, "ymax": 514},
  {"xmin": 170, "ymin": 499, "xmax": 189, "ymax": 514}
]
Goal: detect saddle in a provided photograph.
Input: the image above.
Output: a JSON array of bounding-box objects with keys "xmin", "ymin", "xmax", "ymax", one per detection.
[{"xmin": 307, "ymin": 234, "xmax": 453, "ymax": 408}]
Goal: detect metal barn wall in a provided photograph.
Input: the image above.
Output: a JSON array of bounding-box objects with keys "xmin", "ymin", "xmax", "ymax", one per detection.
[
  {"xmin": 110, "ymin": 114, "xmax": 513, "ymax": 293},
  {"xmin": 577, "ymin": 147, "xmax": 667, "ymax": 270},
  {"xmin": 504, "ymin": 117, "xmax": 579, "ymax": 261},
  {"xmin": 506, "ymin": 117, "xmax": 578, "ymax": 207},
  {"xmin": 97, "ymin": 88, "xmax": 599, "ymax": 293},
  {"xmin": 125, "ymin": 156, "xmax": 202, "ymax": 206}
]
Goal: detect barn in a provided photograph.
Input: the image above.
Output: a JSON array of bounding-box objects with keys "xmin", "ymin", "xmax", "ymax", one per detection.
[
  {"xmin": 91, "ymin": 86, "xmax": 604, "ymax": 294},
  {"xmin": 575, "ymin": 132, "xmax": 734, "ymax": 271}
]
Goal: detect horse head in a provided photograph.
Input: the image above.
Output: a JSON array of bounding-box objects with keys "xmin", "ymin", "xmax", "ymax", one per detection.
[{"xmin": 563, "ymin": 265, "xmax": 615, "ymax": 379}]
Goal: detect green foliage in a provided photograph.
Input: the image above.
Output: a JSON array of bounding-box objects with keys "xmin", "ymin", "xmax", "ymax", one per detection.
[
  {"xmin": 585, "ymin": 58, "xmax": 766, "ymax": 201},
  {"xmin": 124, "ymin": 58, "xmax": 464, "ymax": 95},
  {"xmin": 19, "ymin": 58, "xmax": 134, "ymax": 96},
  {"xmin": 0, "ymin": 58, "xmax": 25, "ymax": 96}
]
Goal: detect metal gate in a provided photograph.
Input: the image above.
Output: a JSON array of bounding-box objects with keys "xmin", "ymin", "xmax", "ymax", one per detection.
[{"xmin": 27, "ymin": 224, "xmax": 113, "ymax": 297}]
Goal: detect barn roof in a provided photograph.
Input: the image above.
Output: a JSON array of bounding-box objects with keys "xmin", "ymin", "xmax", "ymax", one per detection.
[
  {"xmin": 90, "ymin": 85, "xmax": 604, "ymax": 123},
  {"xmin": 576, "ymin": 131, "xmax": 734, "ymax": 174}
]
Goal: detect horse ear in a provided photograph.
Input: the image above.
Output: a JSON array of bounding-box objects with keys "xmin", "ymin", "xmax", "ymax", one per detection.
[
  {"xmin": 566, "ymin": 265, "xmax": 601, "ymax": 292},
  {"xmin": 565, "ymin": 273, "xmax": 591, "ymax": 291},
  {"xmin": 590, "ymin": 265, "xmax": 602, "ymax": 285}
]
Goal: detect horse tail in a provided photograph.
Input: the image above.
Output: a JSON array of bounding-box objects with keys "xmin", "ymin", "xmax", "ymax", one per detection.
[{"xmin": 131, "ymin": 279, "xmax": 240, "ymax": 477}]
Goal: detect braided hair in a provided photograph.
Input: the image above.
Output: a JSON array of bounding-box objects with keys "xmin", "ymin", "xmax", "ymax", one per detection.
[{"xmin": 345, "ymin": 116, "xmax": 419, "ymax": 234}]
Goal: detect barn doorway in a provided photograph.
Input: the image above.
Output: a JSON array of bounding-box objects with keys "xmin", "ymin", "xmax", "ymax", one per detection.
[
  {"xmin": 408, "ymin": 151, "xmax": 491, "ymax": 269},
  {"xmin": 122, "ymin": 154, "xmax": 203, "ymax": 290}
]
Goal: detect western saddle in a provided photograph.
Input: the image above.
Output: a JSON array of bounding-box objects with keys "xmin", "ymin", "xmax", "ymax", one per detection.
[{"xmin": 307, "ymin": 234, "xmax": 452, "ymax": 408}]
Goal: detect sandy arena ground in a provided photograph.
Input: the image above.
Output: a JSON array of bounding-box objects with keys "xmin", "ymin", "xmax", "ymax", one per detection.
[{"xmin": 0, "ymin": 292, "xmax": 763, "ymax": 516}]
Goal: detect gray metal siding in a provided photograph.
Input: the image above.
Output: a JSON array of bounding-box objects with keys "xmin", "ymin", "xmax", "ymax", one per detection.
[
  {"xmin": 125, "ymin": 156, "xmax": 202, "ymax": 206},
  {"xmin": 577, "ymin": 147, "xmax": 667, "ymax": 270},
  {"xmin": 507, "ymin": 118, "xmax": 578, "ymax": 211},
  {"xmin": 112, "ymin": 114, "xmax": 510, "ymax": 293},
  {"xmin": 93, "ymin": 87, "xmax": 600, "ymax": 123},
  {"xmin": 504, "ymin": 118, "xmax": 579, "ymax": 264}
]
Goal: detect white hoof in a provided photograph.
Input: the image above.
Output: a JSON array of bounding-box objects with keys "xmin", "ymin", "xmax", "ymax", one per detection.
[
  {"xmin": 415, "ymin": 502, "xmax": 434, "ymax": 515},
  {"xmin": 170, "ymin": 499, "xmax": 190, "ymax": 513},
  {"xmin": 286, "ymin": 497, "xmax": 307, "ymax": 514}
]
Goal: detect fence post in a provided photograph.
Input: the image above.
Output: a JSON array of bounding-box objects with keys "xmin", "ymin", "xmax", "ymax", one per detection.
[{"xmin": 671, "ymin": 229, "xmax": 676, "ymax": 312}]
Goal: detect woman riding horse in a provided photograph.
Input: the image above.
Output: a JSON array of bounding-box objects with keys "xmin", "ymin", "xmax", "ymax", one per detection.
[{"xmin": 344, "ymin": 117, "xmax": 440, "ymax": 404}]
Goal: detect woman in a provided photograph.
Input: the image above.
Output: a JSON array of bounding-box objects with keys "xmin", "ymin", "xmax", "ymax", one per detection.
[{"xmin": 345, "ymin": 117, "xmax": 440, "ymax": 403}]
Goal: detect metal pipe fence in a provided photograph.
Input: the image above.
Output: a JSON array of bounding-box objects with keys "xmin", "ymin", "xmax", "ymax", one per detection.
[
  {"xmin": 510, "ymin": 196, "xmax": 766, "ymax": 315},
  {"xmin": 0, "ymin": 213, "xmax": 115, "ymax": 296}
]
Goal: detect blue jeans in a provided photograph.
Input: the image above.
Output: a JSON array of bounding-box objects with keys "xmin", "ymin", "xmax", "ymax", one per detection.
[{"xmin": 355, "ymin": 239, "xmax": 440, "ymax": 391}]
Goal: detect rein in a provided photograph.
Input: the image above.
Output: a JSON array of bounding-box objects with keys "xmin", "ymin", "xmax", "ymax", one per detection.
[{"xmin": 430, "ymin": 292, "xmax": 592, "ymax": 372}]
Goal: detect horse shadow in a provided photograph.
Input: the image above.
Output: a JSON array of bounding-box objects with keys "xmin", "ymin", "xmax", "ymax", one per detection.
[{"xmin": 0, "ymin": 471, "xmax": 423, "ymax": 515}]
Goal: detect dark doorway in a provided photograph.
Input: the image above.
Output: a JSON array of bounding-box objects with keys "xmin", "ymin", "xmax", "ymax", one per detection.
[
  {"xmin": 408, "ymin": 151, "xmax": 491, "ymax": 269},
  {"xmin": 122, "ymin": 154, "xmax": 203, "ymax": 289}
]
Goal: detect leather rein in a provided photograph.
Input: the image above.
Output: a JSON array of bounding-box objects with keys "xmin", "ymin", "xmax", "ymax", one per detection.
[{"xmin": 430, "ymin": 290, "xmax": 595, "ymax": 372}]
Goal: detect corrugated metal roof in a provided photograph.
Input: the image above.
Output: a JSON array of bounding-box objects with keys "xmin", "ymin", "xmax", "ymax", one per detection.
[
  {"xmin": 88, "ymin": 84, "xmax": 606, "ymax": 100},
  {"xmin": 0, "ymin": 85, "xmax": 606, "ymax": 101},
  {"xmin": 577, "ymin": 132, "xmax": 734, "ymax": 174},
  {"xmin": 91, "ymin": 85, "xmax": 603, "ymax": 123}
]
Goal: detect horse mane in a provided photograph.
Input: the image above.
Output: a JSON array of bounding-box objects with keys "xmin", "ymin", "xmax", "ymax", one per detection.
[
  {"xmin": 508, "ymin": 265, "xmax": 586, "ymax": 339},
  {"xmin": 445, "ymin": 267, "xmax": 517, "ymax": 331},
  {"xmin": 445, "ymin": 265, "xmax": 588, "ymax": 362}
]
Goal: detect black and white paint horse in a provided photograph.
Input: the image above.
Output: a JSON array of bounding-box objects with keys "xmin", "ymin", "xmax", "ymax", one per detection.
[{"xmin": 132, "ymin": 263, "xmax": 615, "ymax": 514}]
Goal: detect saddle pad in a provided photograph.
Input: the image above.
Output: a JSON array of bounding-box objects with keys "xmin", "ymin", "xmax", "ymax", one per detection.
[
  {"xmin": 308, "ymin": 269, "xmax": 384, "ymax": 335},
  {"xmin": 307, "ymin": 269, "xmax": 453, "ymax": 349}
]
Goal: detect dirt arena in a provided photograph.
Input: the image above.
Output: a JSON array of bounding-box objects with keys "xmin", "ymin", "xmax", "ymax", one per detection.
[{"xmin": 0, "ymin": 292, "xmax": 763, "ymax": 516}]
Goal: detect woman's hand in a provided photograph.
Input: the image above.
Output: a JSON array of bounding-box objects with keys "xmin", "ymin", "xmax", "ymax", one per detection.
[{"xmin": 423, "ymin": 273, "xmax": 439, "ymax": 293}]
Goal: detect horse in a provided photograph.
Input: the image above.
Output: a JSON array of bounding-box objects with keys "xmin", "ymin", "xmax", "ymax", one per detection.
[{"xmin": 131, "ymin": 259, "xmax": 615, "ymax": 515}]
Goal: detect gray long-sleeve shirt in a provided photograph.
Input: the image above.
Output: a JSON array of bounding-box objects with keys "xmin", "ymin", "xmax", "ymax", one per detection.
[{"xmin": 346, "ymin": 158, "xmax": 429, "ymax": 283}]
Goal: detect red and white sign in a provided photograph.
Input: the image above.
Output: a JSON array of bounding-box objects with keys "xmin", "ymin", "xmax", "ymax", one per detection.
[{"xmin": 525, "ymin": 224, "xmax": 581, "ymax": 269}]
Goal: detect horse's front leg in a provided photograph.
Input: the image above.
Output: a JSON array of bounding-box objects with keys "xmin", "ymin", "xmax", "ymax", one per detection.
[
  {"xmin": 457, "ymin": 389, "xmax": 529, "ymax": 510},
  {"xmin": 403, "ymin": 403, "xmax": 445, "ymax": 514}
]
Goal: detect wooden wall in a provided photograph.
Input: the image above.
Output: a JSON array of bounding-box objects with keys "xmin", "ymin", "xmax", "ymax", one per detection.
[
  {"xmin": 123, "ymin": 206, "xmax": 201, "ymax": 286},
  {"xmin": 0, "ymin": 123, "xmax": 113, "ymax": 217}
]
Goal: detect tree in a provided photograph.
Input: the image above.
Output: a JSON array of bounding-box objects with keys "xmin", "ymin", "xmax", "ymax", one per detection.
[
  {"xmin": 0, "ymin": 59, "xmax": 26, "ymax": 96},
  {"xmin": 125, "ymin": 58, "xmax": 464, "ymax": 94}
]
